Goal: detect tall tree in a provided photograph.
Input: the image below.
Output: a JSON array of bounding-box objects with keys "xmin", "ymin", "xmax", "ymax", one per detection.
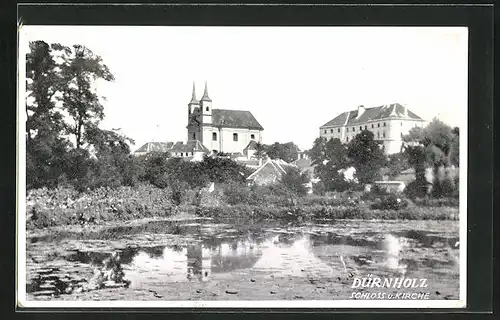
[
  {"xmin": 60, "ymin": 45, "xmax": 115, "ymax": 149},
  {"xmin": 25, "ymin": 41, "xmax": 70, "ymax": 188},
  {"xmin": 311, "ymin": 137, "xmax": 351, "ymax": 192},
  {"xmin": 346, "ymin": 130, "xmax": 386, "ymax": 185}
]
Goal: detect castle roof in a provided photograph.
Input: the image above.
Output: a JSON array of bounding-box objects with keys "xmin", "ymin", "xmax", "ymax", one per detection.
[
  {"xmin": 212, "ymin": 109, "xmax": 264, "ymax": 130},
  {"xmin": 170, "ymin": 140, "xmax": 210, "ymax": 154},
  {"xmin": 134, "ymin": 141, "xmax": 173, "ymax": 154},
  {"xmin": 320, "ymin": 103, "xmax": 424, "ymax": 129}
]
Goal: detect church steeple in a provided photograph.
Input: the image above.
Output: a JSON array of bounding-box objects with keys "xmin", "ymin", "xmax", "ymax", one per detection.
[
  {"xmin": 201, "ymin": 81, "xmax": 212, "ymax": 102},
  {"xmin": 189, "ymin": 82, "xmax": 199, "ymax": 105}
]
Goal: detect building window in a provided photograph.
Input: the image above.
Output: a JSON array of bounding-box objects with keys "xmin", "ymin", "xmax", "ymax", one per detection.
[
  {"xmin": 181, "ymin": 152, "xmax": 183, "ymax": 157},
  {"xmin": 330, "ymin": 129, "xmax": 333, "ymax": 133},
  {"xmin": 371, "ymin": 124, "xmax": 374, "ymax": 128},
  {"xmin": 360, "ymin": 126, "xmax": 362, "ymax": 130},
  {"xmin": 251, "ymin": 134, "xmax": 255, "ymax": 139},
  {"xmin": 346, "ymin": 136, "xmax": 349, "ymax": 142},
  {"xmin": 212, "ymin": 132, "xmax": 217, "ymax": 141},
  {"xmin": 364, "ymin": 125, "xmax": 367, "ymax": 130},
  {"xmin": 377, "ymin": 132, "xmax": 380, "ymax": 138},
  {"xmin": 383, "ymin": 122, "xmax": 386, "ymax": 127},
  {"xmin": 383, "ymin": 131, "xmax": 386, "ymax": 138},
  {"xmin": 191, "ymin": 152, "xmax": 194, "ymax": 156},
  {"xmin": 206, "ymin": 106, "xmax": 209, "ymax": 112},
  {"xmin": 353, "ymin": 127, "xmax": 355, "ymax": 132},
  {"xmin": 233, "ymin": 133, "xmax": 238, "ymax": 141},
  {"xmin": 378, "ymin": 123, "xmax": 380, "ymax": 127},
  {"xmin": 324, "ymin": 130, "xmax": 327, "ymax": 134},
  {"xmin": 192, "ymin": 132, "xmax": 196, "ymax": 140},
  {"xmin": 338, "ymin": 128, "xmax": 341, "ymax": 133}
]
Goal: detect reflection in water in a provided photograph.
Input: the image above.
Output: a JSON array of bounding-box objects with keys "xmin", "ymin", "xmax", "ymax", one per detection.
[{"xmin": 61, "ymin": 222, "xmax": 459, "ymax": 291}]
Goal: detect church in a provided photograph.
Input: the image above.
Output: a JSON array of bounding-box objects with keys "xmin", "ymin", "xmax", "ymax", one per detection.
[{"xmin": 186, "ymin": 82, "xmax": 264, "ymax": 154}]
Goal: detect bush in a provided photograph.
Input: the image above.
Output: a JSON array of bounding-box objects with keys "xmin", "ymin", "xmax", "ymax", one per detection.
[{"xmin": 371, "ymin": 194, "xmax": 409, "ymax": 210}]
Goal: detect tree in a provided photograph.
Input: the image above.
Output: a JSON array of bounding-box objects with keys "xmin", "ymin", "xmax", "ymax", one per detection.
[
  {"xmin": 25, "ymin": 41, "xmax": 71, "ymax": 189},
  {"xmin": 264, "ymin": 142, "xmax": 299, "ymax": 163},
  {"xmin": 309, "ymin": 137, "xmax": 327, "ymax": 166},
  {"xmin": 386, "ymin": 152, "xmax": 410, "ymax": 180},
  {"xmin": 311, "ymin": 137, "xmax": 351, "ymax": 192},
  {"xmin": 60, "ymin": 44, "xmax": 115, "ymax": 149},
  {"xmin": 346, "ymin": 130, "xmax": 387, "ymax": 185},
  {"xmin": 84, "ymin": 126, "xmax": 137, "ymax": 188},
  {"xmin": 281, "ymin": 166, "xmax": 310, "ymax": 197},
  {"xmin": 254, "ymin": 142, "xmax": 265, "ymax": 160}
]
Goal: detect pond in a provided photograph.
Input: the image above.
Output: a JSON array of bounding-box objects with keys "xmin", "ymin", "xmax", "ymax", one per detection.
[{"xmin": 26, "ymin": 219, "xmax": 460, "ymax": 301}]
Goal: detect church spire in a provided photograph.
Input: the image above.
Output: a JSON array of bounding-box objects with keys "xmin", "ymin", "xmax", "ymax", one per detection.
[
  {"xmin": 189, "ymin": 82, "xmax": 199, "ymax": 105},
  {"xmin": 201, "ymin": 81, "xmax": 212, "ymax": 102}
]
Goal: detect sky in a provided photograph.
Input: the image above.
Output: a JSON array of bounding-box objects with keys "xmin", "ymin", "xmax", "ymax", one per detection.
[{"xmin": 20, "ymin": 26, "xmax": 468, "ymax": 151}]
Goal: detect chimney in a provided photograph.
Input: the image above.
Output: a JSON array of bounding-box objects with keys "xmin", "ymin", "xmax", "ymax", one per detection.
[{"xmin": 357, "ymin": 105, "xmax": 365, "ymax": 118}]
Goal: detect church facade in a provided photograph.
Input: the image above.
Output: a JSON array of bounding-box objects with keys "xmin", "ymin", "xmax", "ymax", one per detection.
[
  {"xmin": 319, "ymin": 103, "xmax": 426, "ymax": 154},
  {"xmin": 186, "ymin": 82, "xmax": 264, "ymax": 154}
]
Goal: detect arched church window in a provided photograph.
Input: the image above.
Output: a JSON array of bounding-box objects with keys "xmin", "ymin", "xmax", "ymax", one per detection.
[{"xmin": 212, "ymin": 132, "xmax": 217, "ymax": 141}]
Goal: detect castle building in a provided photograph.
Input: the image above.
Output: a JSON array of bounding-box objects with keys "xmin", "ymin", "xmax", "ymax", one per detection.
[
  {"xmin": 319, "ymin": 103, "xmax": 426, "ymax": 154},
  {"xmin": 186, "ymin": 82, "xmax": 264, "ymax": 154}
]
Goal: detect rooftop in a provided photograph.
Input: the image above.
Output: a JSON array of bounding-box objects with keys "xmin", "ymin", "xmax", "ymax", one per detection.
[{"xmin": 320, "ymin": 103, "xmax": 424, "ymax": 129}]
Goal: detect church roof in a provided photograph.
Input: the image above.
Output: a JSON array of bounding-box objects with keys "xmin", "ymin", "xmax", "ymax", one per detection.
[
  {"xmin": 320, "ymin": 103, "xmax": 424, "ymax": 129},
  {"xmin": 212, "ymin": 109, "xmax": 264, "ymax": 130},
  {"xmin": 189, "ymin": 83, "xmax": 199, "ymax": 105},
  {"xmin": 170, "ymin": 140, "xmax": 210, "ymax": 154},
  {"xmin": 200, "ymin": 82, "xmax": 212, "ymax": 102},
  {"xmin": 134, "ymin": 142, "xmax": 173, "ymax": 153}
]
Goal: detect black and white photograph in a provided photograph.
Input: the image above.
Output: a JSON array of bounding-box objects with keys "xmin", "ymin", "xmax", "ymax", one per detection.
[{"xmin": 17, "ymin": 25, "xmax": 467, "ymax": 308}]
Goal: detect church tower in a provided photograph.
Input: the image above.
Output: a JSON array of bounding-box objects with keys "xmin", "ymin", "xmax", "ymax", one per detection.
[
  {"xmin": 187, "ymin": 82, "xmax": 201, "ymax": 141},
  {"xmin": 200, "ymin": 81, "xmax": 212, "ymax": 124},
  {"xmin": 188, "ymin": 82, "xmax": 199, "ymax": 117}
]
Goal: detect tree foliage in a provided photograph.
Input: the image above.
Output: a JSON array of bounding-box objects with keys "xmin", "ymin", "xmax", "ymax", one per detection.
[
  {"xmin": 346, "ymin": 130, "xmax": 387, "ymax": 185},
  {"xmin": 402, "ymin": 118, "xmax": 459, "ymax": 198},
  {"xmin": 264, "ymin": 142, "xmax": 299, "ymax": 163},
  {"xmin": 25, "ymin": 40, "xmax": 132, "ymax": 191}
]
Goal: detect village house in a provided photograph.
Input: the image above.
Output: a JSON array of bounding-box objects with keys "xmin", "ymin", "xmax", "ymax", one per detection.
[
  {"xmin": 319, "ymin": 103, "xmax": 426, "ymax": 154},
  {"xmin": 186, "ymin": 82, "xmax": 264, "ymax": 154},
  {"xmin": 169, "ymin": 140, "xmax": 210, "ymax": 162},
  {"xmin": 246, "ymin": 158, "xmax": 297, "ymax": 186},
  {"xmin": 133, "ymin": 141, "xmax": 173, "ymax": 157}
]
